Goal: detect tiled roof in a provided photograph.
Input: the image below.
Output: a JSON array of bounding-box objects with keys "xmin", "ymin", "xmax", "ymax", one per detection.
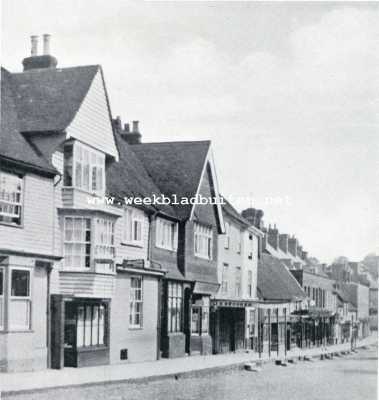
[
  {"xmin": 258, "ymin": 254, "xmax": 306, "ymax": 301},
  {"xmin": 131, "ymin": 141, "xmax": 210, "ymax": 220},
  {"xmin": 0, "ymin": 67, "xmax": 56, "ymax": 174},
  {"xmin": 11, "ymin": 65, "xmax": 98, "ymax": 132},
  {"xmin": 106, "ymin": 134, "xmax": 176, "ymax": 218}
]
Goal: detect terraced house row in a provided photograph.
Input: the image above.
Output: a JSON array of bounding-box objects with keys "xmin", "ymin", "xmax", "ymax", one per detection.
[{"xmin": 0, "ymin": 36, "xmax": 372, "ymax": 372}]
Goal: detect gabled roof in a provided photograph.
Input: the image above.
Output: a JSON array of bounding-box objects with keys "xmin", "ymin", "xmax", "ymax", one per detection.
[
  {"xmin": 11, "ymin": 65, "xmax": 99, "ymax": 132},
  {"xmin": 0, "ymin": 67, "xmax": 56, "ymax": 174},
  {"xmin": 258, "ymin": 254, "xmax": 306, "ymax": 302},
  {"xmin": 222, "ymin": 197, "xmax": 250, "ymax": 227},
  {"xmin": 131, "ymin": 141, "xmax": 211, "ymax": 220},
  {"xmin": 106, "ymin": 134, "xmax": 176, "ymax": 218}
]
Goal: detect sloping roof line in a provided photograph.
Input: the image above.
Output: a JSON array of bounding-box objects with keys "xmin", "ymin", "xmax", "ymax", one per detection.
[
  {"xmin": 11, "ymin": 65, "xmax": 99, "ymax": 133},
  {"xmin": 0, "ymin": 67, "xmax": 57, "ymax": 174}
]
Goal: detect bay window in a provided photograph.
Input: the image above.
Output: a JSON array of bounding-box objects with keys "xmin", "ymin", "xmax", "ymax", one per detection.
[
  {"xmin": 156, "ymin": 218, "xmax": 177, "ymax": 251},
  {"xmin": 95, "ymin": 218, "xmax": 115, "ymax": 259},
  {"xmin": 0, "ymin": 171, "xmax": 23, "ymax": 226},
  {"xmin": 129, "ymin": 276, "xmax": 143, "ymax": 328},
  {"xmin": 194, "ymin": 223, "xmax": 213, "ymax": 260},
  {"xmin": 64, "ymin": 217, "xmax": 91, "ymax": 269},
  {"xmin": 123, "ymin": 208, "xmax": 143, "ymax": 246},
  {"xmin": 63, "ymin": 141, "xmax": 105, "ymax": 195},
  {"xmin": 9, "ymin": 269, "xmax": 31, "ymax": 330},
  {"xmin": 168, "ymin": 282, "xmax": 182, "ymax": 333}
]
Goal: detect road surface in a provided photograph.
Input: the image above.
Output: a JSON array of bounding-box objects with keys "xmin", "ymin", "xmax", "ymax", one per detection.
[{"xmin": 5, "ymin": 344, "xmax": 377, "ymax": 400}]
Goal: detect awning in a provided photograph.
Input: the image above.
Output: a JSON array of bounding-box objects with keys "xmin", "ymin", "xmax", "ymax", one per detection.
[
  {"xmin": 211, "ymin": 299, "xmax": 257, "ymax": 309},
  {"xmin": 193, "ymin": 281, "xmax": 219, "ymax": 295}
]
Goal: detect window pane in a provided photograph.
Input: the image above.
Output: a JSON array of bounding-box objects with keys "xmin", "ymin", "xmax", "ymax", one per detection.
[
  {"xmin": 92, "ymin": 306, "xmax": 99, "ymax": 346},
  {"xmin": 99, "ymin": 305, "xmax": 105, "ymax": 345},
  {"xmin": 0, "ymin": 269, "xmax": 3, "ymax": 296},
  {"xmin": 85, "ymin": 306, "xmax": 92, "ymax": 346},
  {"xmin": 9, "ymin": 299, "xmax": 30, "ymax": 329},
  {"xmin": 11, "ymin": 270, "xmax": 30, "ymax": 297},
  {"xmin": 77, "ymin": 306, "xmax": 85, "ymax": 347},
  {"xmin": 63, "ymin": 145, "xmax": 73, "ymax": 186}
]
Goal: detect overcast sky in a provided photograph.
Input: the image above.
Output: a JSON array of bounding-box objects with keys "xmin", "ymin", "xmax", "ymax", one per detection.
[{"xmin": 2, "ymin": 1, "xmax": 378, "ymax": 263}]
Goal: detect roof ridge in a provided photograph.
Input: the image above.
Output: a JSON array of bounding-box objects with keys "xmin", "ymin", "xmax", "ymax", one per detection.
[
  {"xmin": 12, "ymin": 64, "xmax": 100, "ymax": 76},
  {"xmin": 132, "ymin": 140, "xmax": 211, "ymax": 146}
]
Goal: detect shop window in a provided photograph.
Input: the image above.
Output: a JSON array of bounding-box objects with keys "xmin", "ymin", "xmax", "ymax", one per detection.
[
  {"xmin": 0, "ymin": 170, "xmax": 23, "ymax": 226},
  {"xmin": 191, "ymin": 304, "xmax": 209, "ymax": 335},
  {"xmin": 129, "ymin": 277, "xmax": 143, "ymax": 328},
  {"xmin": 168, "ymin": 282, "xmax": 182, "ymax": 333},
  {"xmin": 9, "ymin": 269, "xmax": 31, "ymax": 330},
  {"xmin": 75, "ymin": 303, "xmax": 106, "ymax": 348}
]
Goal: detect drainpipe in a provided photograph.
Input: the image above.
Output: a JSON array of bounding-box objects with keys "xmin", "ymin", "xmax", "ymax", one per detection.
[{"xmin": 46, "ymin": 264, "xmax": 52, "ymax": 368}]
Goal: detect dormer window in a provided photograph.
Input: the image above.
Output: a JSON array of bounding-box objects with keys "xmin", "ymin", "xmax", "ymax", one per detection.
[{"xmin": 64, "ymin": 141, "xmax": 105, "ymax": 196}]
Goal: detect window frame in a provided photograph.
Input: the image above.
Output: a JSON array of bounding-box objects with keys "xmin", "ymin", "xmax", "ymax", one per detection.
[
  {"xmin": 191, "ymin": 305, "xmax": 209, "ymax": 336},
  {"xmin": 9, "ymin": 267, "xmax": 32, "ymax": 331},
  {"xmin": 129, "ymin": 276, "xmax": 143, "ymax": 329},
  {"xmin": 63, "ymin": 216, "xmax": 92, "ymax": 270},
  {"xmin": 224, "ymin": 222, "xmax": 230, "ymax": 249},
  {"xmin": 247, "ymin": 270, "xmax": 253, "ymax": 298},
  {"xmin": 156, "ymin": 218, "xmax": 178, "ymax": 251},
  {"xmin": 123, "ymin": 208, "xmax": 144, "ymax": 247},
  {"xmin": 63, "ymin": 141, "xmax": 105, "ymax": 196},
  {"xmin": 235, "ymin": 266, "xmax": 242, "ymax": 297},
  {"xmin": 0, "ymin": 170, "xmax": 24, "ymax": 227},
  {"xmin": 221, "ymin": 263, "xmax": 229, "ymax": 295},
  {"xmin": 167, "ymin": 282, "xmax": 183, "ymax": 333},
  {"xmin": 75, "ymin": 302, "xmax": 107, "ymax": 348},
  {"xmin": 194, "ymin": 222, "xmax": 213, "ymax": 260}
]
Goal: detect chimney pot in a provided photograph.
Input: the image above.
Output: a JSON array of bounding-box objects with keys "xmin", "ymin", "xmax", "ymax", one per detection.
[
  {"xmin": 31, "ymin": 35, "xmax": 38, "ymax": 56},
  {"xmin": 43, "ymin": 34, "xmax": 51, "ymax": 55},
  {"xmin": 124, "ymin": 123, "xmax": 130, "ymax": 133},
  {"xmin": 132, "ymin": 120, "xmax": 139, "ymax": 133}
]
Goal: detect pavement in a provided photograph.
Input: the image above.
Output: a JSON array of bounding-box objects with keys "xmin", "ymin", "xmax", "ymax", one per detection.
[{"xmin": 1, "ymin": 334, "xmax": 377, "ymax": 396}]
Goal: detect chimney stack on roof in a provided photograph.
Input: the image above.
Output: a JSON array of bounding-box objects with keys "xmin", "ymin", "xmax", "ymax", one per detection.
[
  {"xmin": 241, "ymin": 208, "xmax": 264, "ymax": 229},
  {"xmin": 288, "ymin": 237, "xmax": 298, "ymax": 257},
  {"xmin": 267, "ymin": 224, "xmax": 279, "ymax": 250},
  {"xmin": 23, "ymin": 34, "xmax": 57, "ymax": 71},
  {"xmin": 279, "ymin": 234, "xmax": 289, "ymax": 253},
  {"xmin": 31, "ymin": 35, "xmax": 38, "ymax": 56},
  {"xmin": 113, "ymin": 116, "xmax": 142, "ymax": 145},
  {"xmin": 43, "ymin": 34, "xmax": 51, "ymax": 55}
]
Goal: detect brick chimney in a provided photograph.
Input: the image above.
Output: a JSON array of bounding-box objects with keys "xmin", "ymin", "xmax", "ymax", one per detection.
[
  {"xmin": 288, "ymin": 236, "xmax": 298, "ymax": 257},
  {"xmin": 22, "ymin": 34, "xmax": 58, "ymax": 71},
  {"xmin": 267, "ymin": 224, "xmax": 279, "ymax": 250},
  {"xmin": 113, "ymin": 116, "xmax": 142, "ymax": 144},
  {"xmin": 279, "ymin": 234, "xmax": 289, "ymax": 253},
  {"xmin": 297, "ymin": 245, "xmax": 303, "ymax": 258},
  {"xmin": 241, "ymin": 208, "xmax": 264, "ymax": 229}
]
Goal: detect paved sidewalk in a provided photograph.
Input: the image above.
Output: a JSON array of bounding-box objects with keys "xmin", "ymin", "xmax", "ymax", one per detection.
[{"xmin": 1, "ymin": 334, "xmax": 377, "ymax": 395}]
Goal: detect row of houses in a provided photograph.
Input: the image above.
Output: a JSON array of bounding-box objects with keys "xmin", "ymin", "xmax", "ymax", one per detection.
[{"xmin": 0, "ymin": 36, "xmax": 374, "ymax": 372}]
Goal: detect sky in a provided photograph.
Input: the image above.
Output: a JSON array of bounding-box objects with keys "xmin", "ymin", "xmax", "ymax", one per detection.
[{"xmin": 2, "ymin": 1, "xmax": 378, "ymax": 263}]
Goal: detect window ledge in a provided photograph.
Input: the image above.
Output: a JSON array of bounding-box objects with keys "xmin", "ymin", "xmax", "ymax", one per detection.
[
  {"xmin": 156, "ymin": 245, "xmax": 177, "ymax": 253},
  {"xmin": 1, "ymin": 329, "xmax": 33, "ymax": 334},
  {"xmin": 121, "ymin": 242, "xmax": 143, "ymax": 249},
  {"xmin": 0, "ymin": 221, "xmax": 23, "ymax": 229},
  {"xmin": 76, "ymin": 345, "xmax": 108, "ymax": 353},
  {"xmin": 128, "ymin": 326, "xmax": 143, "ymax": 331}
]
